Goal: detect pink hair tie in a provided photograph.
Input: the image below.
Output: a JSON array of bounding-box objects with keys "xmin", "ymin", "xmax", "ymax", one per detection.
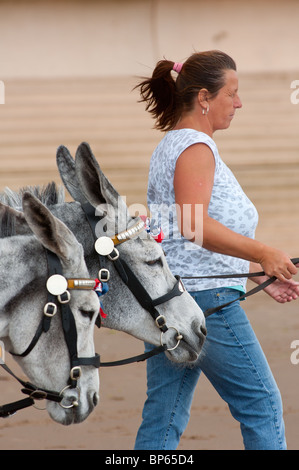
[{"xmin": 173, "ymin": 62, "xmax": 183, "ymax": 74}]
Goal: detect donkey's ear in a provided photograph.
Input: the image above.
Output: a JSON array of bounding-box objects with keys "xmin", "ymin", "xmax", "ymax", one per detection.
[
  {"xmin": 75, "ymin": 142, "xmax": 124, "ymax": 211},
  {"xmin": 0, "ymin": 202, "xmax": 28, "ymax": 236},
  {"xmin": 22, "ymin": 192, "xmax": 81, "ymax": 262},
  {"xmin": 56, "ymin": 145, "xmax": 88, "ymax": 205}
]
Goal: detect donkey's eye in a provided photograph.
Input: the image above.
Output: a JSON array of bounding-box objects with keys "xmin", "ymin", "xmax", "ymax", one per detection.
[
  {"xmin": 146, "ymin": 257, "xmax": 163, "ymax": 267},
  {"xmin": 80, "ymin": 309, "xmax": 96, "ymax": 321}
]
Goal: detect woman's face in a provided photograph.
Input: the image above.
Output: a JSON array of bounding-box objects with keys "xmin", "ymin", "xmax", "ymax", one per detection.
[{"xmin": 208, "ymin": 69, "xmax": 242, "ymax": 132}]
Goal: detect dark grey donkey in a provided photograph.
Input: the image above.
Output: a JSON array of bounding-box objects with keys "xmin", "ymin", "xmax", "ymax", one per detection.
[
  {"xmin": 0, "ymin": 193, "xmax": 100, "ymax": 425},
  {"xmin": 0, "ymin": 143, "xmax": 206, "ymax": 364}
]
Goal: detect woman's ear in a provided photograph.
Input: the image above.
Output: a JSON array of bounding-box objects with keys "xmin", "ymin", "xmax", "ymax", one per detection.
[
  {"xmin": 197, "ymin": 89, "xmax": 210, "ymax": 115},
  {"xmin": 197, "ymin": 88, "xmax": 209, "ymax": 107}
]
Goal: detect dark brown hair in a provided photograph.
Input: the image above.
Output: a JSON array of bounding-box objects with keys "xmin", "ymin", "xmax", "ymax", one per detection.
[{"xmin": 135, "ymin": 50, "xmax": 237, "ymax": 131}]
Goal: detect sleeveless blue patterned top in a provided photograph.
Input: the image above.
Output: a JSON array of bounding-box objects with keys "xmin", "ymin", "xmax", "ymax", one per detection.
[{"xmin": 147, "ymin": 129, "xmax": 259, "ymax": 292}]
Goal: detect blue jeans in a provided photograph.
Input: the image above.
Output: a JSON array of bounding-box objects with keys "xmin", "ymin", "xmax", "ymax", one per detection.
[{"xmin": 134, "ymin": 288, "xmax": 286, "ymax": 450}]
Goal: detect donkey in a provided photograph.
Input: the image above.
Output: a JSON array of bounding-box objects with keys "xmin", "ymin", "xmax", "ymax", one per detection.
[
  {"xmin": 0, "ymin": 193, "xmax": 100, "ymax": 425},
  {"xmin": 0, "ymin": 143, "xmax": 206, "ymax": 363}
]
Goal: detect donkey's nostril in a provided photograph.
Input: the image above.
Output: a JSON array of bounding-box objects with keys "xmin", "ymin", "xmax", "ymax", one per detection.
[
  {"xmin": 201, "ymin": 325, "xmax": 207, "ymax": 337},
  {"xmin": 92, "ymin": 392, "xmax": 99, "ymax": 407}
]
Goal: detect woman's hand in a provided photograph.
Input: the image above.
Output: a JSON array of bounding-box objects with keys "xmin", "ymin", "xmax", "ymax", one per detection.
[
  {"xmin": 263, "ymin": 278, "xmax": 299, "ymax": 303},
  {"xmin": 250, "ymin": 261, "xmax": 299, "ymax": 303},
  {"xmin": 257, "ymin": 247, "xmax": 298, "ymax": 282}
]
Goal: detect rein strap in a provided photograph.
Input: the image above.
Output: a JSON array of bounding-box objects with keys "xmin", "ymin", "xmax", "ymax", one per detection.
[{"xmin": 196, "ymin": 257, "xmax": 299, "ymax": 318}]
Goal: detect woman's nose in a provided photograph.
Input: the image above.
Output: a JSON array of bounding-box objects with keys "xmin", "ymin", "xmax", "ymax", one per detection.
[{"xmin": 235, "ymin": 94, "xmax": 242, "ymax": 109}]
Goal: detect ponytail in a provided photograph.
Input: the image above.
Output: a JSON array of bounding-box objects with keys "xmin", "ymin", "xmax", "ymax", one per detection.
[
  {"xmin": 135, "ymin": 60, "xmax": 182, "ymax": 131},
  {"xmin": 135, "ymin": 50, "xmax": 236, "ymax": 132}
]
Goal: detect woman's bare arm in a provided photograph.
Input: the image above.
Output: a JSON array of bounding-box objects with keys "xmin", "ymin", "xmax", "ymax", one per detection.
[{"xmin": 174, "ymin": 143, "xmax": 297, "ymax": 282}]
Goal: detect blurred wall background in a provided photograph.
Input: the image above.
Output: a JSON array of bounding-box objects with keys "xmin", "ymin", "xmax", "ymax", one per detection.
[
  {"xmin": 0, "ymin": 0, "xmax": 299, "ymax": 79},
  {"xmin": 0, "ymin": 0, "xmax": 299, "ymax": 245}
]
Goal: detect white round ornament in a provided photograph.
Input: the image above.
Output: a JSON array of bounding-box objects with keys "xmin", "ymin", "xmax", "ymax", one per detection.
[
  {"xmin": 46, "ymin": 274, "xmax": 68, "ymax": 296},
  {"xmin": 94, "ymin": 236, "xmax": 114, "ymax": 256}
]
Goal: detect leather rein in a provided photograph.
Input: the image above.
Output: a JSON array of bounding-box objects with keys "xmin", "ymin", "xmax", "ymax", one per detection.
[
  {"xmin": 2, "ymin": 199, "xmax": 297, "ymax": 418},
  {"xmin": 80, "ymin": 202, "xmax": 299, "ymax": 354},
  {"xmin": 182, "ymin": 257, "xmax": 299, "ymax": 317}
]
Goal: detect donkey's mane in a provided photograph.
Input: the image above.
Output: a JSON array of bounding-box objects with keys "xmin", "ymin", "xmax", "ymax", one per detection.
[
  {"xmin": 0, "ymin": 182, "xmax": 65, "ymax": 237},
  {"xmin": 0, "ymin": 181, "xmax": 65, "ymax": 208}
]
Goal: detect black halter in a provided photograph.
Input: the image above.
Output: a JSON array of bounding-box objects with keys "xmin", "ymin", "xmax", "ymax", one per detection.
[
  {"xmin": 81, "ymin": 202, "xmax": 185, "ymax": 366},
  {"xmin": 0, "ymin": 249, "xmax": 100, "ymax": 418}
]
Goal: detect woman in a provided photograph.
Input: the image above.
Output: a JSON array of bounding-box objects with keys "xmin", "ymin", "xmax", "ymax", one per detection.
[{"xmin": 134, "ymin": 51, "xmax": 299, "ymax": 450}]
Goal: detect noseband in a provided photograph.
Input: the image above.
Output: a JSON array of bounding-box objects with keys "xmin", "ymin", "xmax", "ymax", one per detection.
[{"xmin": 0, "ymin": 249, "xmax": 100, "ymax": 418}]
